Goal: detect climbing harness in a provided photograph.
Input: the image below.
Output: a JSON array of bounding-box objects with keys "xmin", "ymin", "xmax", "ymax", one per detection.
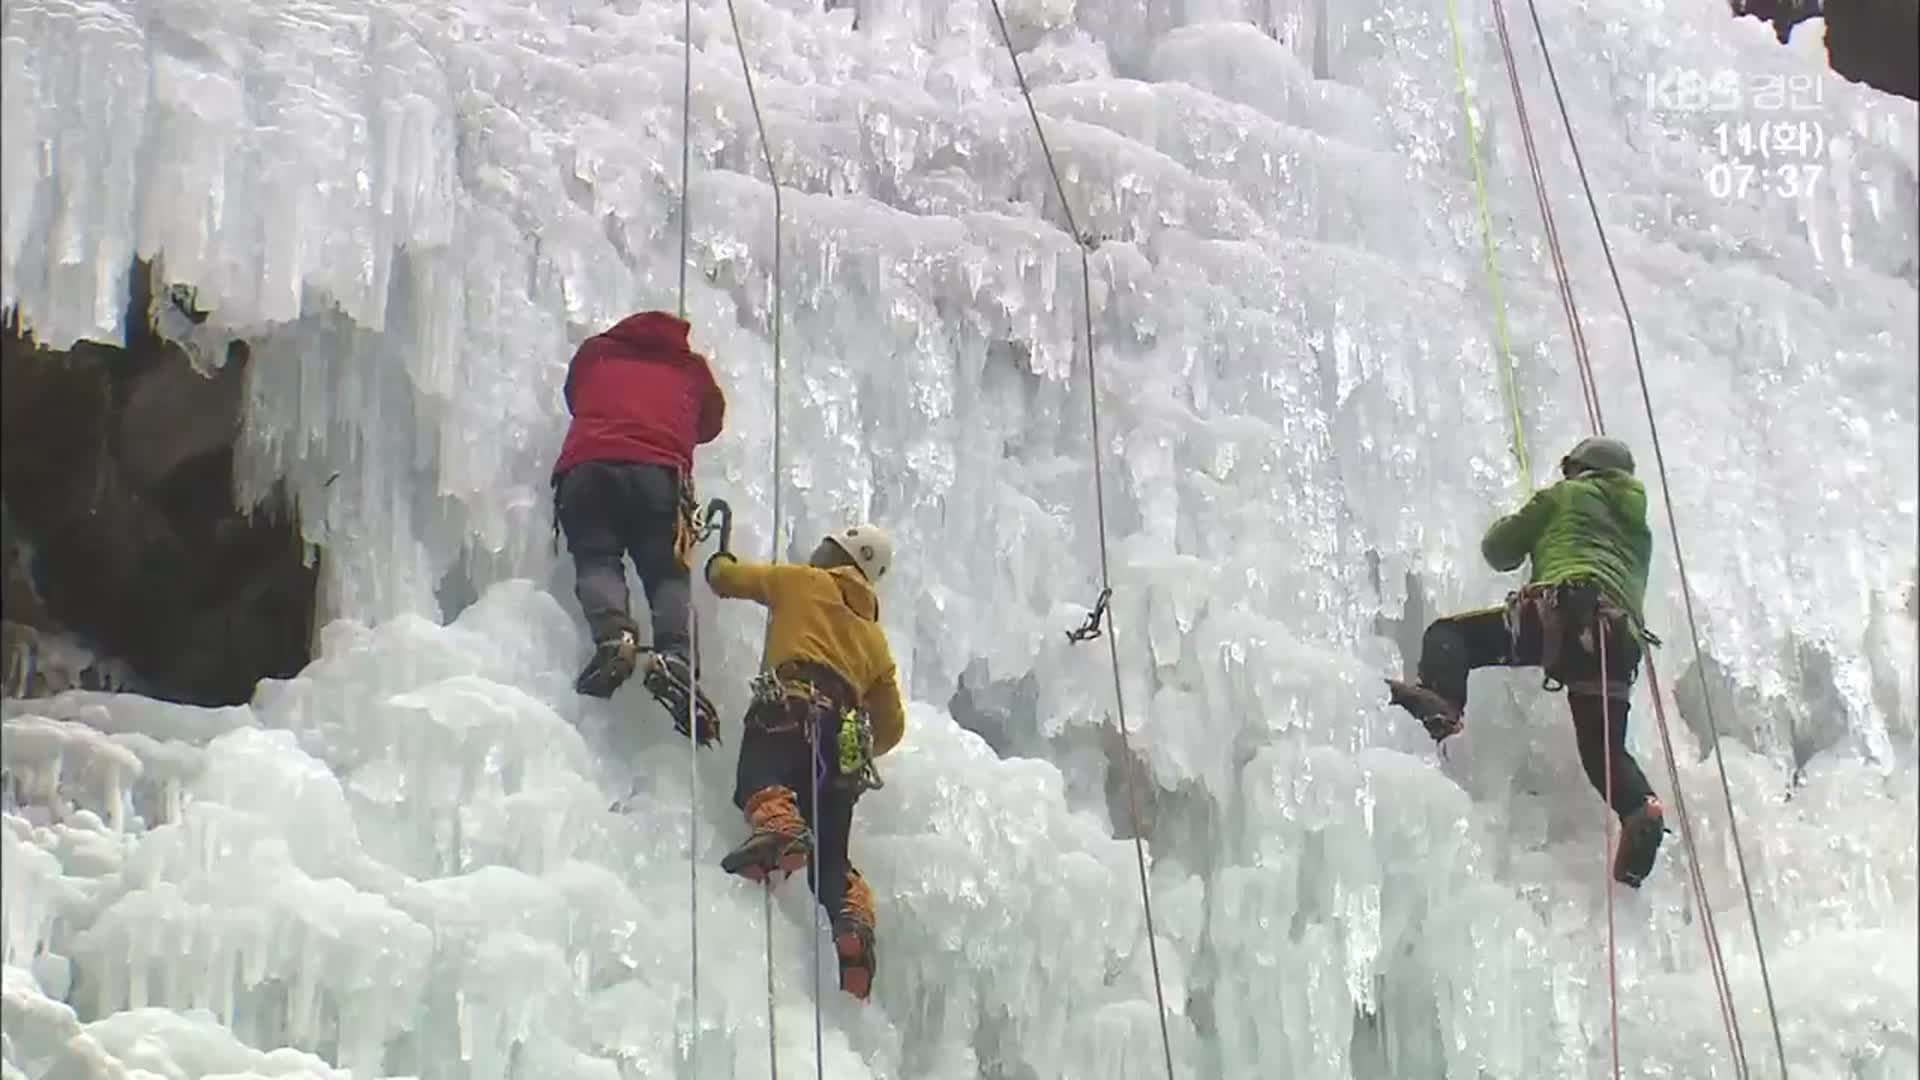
[
  {"xmin": 1470, "ymin": 2, "xmax": 1789, "ymax": 1074},
  {"xmin": 745, "ymin": 666, "xmax": 886, "ymax": 794},
  {"xmin": 985, "ymin": 2, "xmax": 1177, "ymax": 1076},
  {"xmin": 1503, "ymin": 583, "xmax": 1637, "ymax": 699}
]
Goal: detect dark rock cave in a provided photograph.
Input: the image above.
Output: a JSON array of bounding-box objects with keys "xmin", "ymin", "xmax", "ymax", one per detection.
[{"xmin": 2, "ymin": 265, "xmax": 318, "ymax": 707}]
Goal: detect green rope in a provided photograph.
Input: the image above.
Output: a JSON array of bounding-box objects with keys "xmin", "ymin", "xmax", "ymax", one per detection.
[{"xmin": 1444, "ymin": 0, "xmax": 1532, "ymax": 491}]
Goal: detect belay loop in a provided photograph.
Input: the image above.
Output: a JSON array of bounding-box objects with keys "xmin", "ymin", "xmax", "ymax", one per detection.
[{"xmin": 1065, "ymin": 587, "xmax": 1113, "ymax": 644}]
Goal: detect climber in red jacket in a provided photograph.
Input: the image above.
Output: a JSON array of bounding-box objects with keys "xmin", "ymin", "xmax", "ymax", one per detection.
[{"xmin": 553, "ymin": 310, "xmax": 724, "ymax": 743}]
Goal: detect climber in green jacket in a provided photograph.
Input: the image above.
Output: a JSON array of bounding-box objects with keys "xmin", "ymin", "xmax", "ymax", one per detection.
[{"xmin": 1388, "ymin": 436, "xmax": 1666, "ymax": 887}]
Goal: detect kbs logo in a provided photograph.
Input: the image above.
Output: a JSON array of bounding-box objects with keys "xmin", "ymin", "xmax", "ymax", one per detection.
[{"xmin": 1644, "ymin": 69, "xmax": 1825, "ymax": 113}]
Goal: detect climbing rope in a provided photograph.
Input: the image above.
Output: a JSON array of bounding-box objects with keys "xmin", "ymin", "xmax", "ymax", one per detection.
[
  {"xmin": 1478, "ymin": 2, "xmax": 1790, "ymax": 1075},
  {"xmin": 1646, "ymin": 660, "xmax": 1753, "ymax": 1080},
  {"xmin": 1598, "ymin": 628, "xmax": 1621, "ymax": 1080},
  {"xmin": 808, "ymin": 703, "xmax": 826, "ymax": 1070},
  {"xmin": 1442, "ymin": 0, "xmax": 1533, "ymax": 489},
  {"xmin": 677, "ymin": 0, "xmax": 693, "ymax": 315},
  {"xmin": 718, "ymin": 0, "xmax": 817, "ymax": 1074},
  {"xmin": 982, "ymin": 3, "xmax": 1176, "ymax": 1075},
  {"xmin": 1474, "ymin": 5, "xmax": 1635, "ymax": 1065},
  {"xmin": 764, "ymin": 883, "xmax": 781, "ymax": 1080},
  {"xmin": 1484, "ymin": 0, "xmax": 1603, "ymax": 435},
  {"xmin": 1478, "ymin": 2, "xmax": 1751, "ymax": 1071},
  {"xmin": 673, "ymin": 0, "xmax": 702, "ymax": 1072},
  {"xmin": 1512, "ymin": 15, "xmax": 1791, "ymax": 1073}
]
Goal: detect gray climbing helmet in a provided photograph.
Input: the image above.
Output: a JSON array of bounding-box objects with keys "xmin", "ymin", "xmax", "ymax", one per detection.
[{"xmin": 1562, "ymin": 436, "xmax": 1635, "ymax": 476}]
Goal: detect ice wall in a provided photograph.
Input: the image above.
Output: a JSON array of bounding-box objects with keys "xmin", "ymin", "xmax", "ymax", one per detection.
[{"xmin": 3, "ymin": 0, "xmax": 1916, "ymax": 1078}]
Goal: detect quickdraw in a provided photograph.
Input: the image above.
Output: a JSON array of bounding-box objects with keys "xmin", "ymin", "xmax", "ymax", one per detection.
[
  {"xmin": 836, "ymin": 706, "xmax": 884, "ymax": 792},
  {"xmin": 1065, "ymin": 587, "xmax": 1112, "ymax": 644}
]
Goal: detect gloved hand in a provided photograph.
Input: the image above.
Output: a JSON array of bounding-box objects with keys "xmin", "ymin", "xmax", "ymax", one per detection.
[{"xmin": 704, "ymin": 550, "xmax": 738, "ymax": 583}]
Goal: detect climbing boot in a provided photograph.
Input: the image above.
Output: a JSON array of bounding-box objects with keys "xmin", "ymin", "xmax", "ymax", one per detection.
[
  {"xmin": 1386, "ymin": 679, "xmax": 1465, "ymax": 742},
  {"xmin": 1614, "ymin": 796, "xmax": 1666, "ymax": 888},
  {"xmin": 720, "ymin": 786, "xmax": 812, "ymax": 883},
  {"xmin": 835, "ymin": 870, "xmax": 878, "ymax": 1001},
  {"xmin": 642, "ymin": 650, "xmax": 721, "ymax": 746},
  {"xmin": 576, "ymin": 629, "xmax": 641, "ymax": 699}
]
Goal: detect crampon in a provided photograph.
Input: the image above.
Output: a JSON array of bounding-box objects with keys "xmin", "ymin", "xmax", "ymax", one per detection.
[
  {"xmin": 1386, "ymin": 678, "xmax": 1465, "ymax": 743},
  {"xmin": 719, "ymin": 826, "xmax": 813, "ymax": 884},
  {"xmin": 642, "ymin": 652, "xmax": 721, "ymax": 746}
]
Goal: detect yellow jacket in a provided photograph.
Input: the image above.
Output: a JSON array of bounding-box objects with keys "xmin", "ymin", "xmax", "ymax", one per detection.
[{"xmin": 705, "ymin": 556, "xmax": 907, "ymax": 756}]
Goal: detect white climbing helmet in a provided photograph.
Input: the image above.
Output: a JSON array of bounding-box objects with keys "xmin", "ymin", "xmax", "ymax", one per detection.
[{"xmin": 826, "ymin": 524, "xmax": 893, "ymax": 584}]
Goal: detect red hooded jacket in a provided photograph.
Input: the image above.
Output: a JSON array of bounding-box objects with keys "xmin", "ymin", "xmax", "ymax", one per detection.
[{"xmin": 554, "ymin": 311, "xmax": 726, "ymax": 478}]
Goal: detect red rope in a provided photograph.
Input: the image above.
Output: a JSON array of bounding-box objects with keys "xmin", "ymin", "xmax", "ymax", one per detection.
[
  {"xmin": 1481, "ymin": 1, "xmax": 1755, "ymax": 1073},
  {"xmin": 1487, "ymin": 0, "xmax": 1606, "ymax": 433},
  {"xmin": 1599, "ymin": 627, "xmax": 1623, "ymax": 1080},
  {"xmin": 1517, "ymin": 5, "xmax": 1791, "ymax": 1068},
  {"xmin": 1645, "ymin": 661, "xmax": 1754, "ymax": 1079}
]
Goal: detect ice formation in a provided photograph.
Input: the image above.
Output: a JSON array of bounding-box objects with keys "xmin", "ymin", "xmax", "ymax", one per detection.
[{"xmin": 2, "ymin": 0, "xmax": 1915, "ymax": 1078}]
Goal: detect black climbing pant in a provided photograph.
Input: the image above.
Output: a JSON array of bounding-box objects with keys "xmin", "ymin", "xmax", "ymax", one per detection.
[
  {"xmin": 554, "ymin": 460, "xmax": 690, "ymax": 654},
  {"xmin": 733, "ymin": 695, "xmax": 864, "ymax": 921},
  {"xmin": 1418, "ymin": 584, "xmax": 1655, "ymax": 819}
]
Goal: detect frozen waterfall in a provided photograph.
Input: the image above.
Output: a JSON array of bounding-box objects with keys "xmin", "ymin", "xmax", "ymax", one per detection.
[{"xmin": 2, "ymin": 0, "xmax": 1916, "ymax": 1078}]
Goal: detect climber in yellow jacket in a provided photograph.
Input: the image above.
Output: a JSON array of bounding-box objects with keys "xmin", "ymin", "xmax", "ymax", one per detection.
[{"xmin": 704, "ymin": 523, "xmax": 906, "ymax": 1002}]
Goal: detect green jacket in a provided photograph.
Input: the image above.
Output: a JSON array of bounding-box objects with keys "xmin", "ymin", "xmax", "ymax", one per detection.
[{"xmin": 1480, "ymin": 469, "xmax": 1653, "ymax": 624}]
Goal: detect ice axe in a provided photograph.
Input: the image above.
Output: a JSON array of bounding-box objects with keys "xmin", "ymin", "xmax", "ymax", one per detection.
[{"xmin": 698, "ymin": 497, "xmax": 734, "ymax": 555}]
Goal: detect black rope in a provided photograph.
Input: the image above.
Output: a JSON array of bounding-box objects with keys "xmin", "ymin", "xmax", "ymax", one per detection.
[
  {"xmin": 808, "ymin": 706, "xmax": 826, "ymax": 1071},
  {"xmin": 982, "ymin": 3, "xmax": 1176, "ymax": 1075},
  {"xmin": 1521, "ymin": 4, "xmax": 1789, "ymax": 1074}
]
